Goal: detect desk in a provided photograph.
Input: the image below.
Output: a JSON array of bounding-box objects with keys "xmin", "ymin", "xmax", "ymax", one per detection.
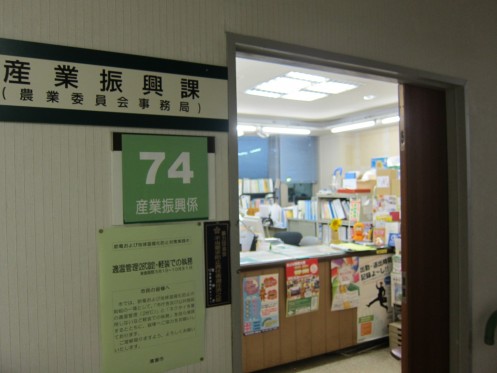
[{"xmin": 240, "ymin": 244, "xmax": 393, "ymax": 372}]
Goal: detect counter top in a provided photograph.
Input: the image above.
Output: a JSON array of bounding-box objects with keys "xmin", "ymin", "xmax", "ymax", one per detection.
[{"xmin": 240, "ymin": 243, "xmax": 391, "ymax": 268}]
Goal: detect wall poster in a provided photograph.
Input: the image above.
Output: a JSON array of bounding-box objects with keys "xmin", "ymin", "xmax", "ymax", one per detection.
[
  {"xmin": 242, "ymin": 274, "xmax": 279, "ymax": 335},
  {"xmin": 330, "ymin": 256, "xmax": 360, "ymax": 311},
  {"xmin": 285, "ymin": 259, "xmax": 320, "ymax": 316},
  {"xmin": 357, "ymin": 254, "xmax": 393, "ymax": 343},
  {"xmin": 98, "ymin": 223, "xmax": 205, "ymax": 373}
]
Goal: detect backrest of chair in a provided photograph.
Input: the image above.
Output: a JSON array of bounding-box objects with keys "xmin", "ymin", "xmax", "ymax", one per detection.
[
  {"xmin": 299, "ymin": 236, "xmax": 322, "ymax": 246},
  {"xmin": 273, "ymin": 231, "xmax": 303, "ymax": 246}
]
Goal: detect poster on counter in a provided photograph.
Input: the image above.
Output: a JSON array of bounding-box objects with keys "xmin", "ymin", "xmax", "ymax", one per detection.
[
  {"xmin": 357, "ymin": 254, "xmax": 393, "ymax": 343},
  {"xmin": 285, "ymin": 259, "xmax": 320, "ymax": 316},
  {"xmin": 242, "ymin": 274, "xmax": 279, "ymax": 335},
  {"xmin": 330, "ymin": 256, "xmax": 360, "ymax": 311},
  {"xmin": 98, "ymin": 223, "xmax": 205, "ymax": 373}
]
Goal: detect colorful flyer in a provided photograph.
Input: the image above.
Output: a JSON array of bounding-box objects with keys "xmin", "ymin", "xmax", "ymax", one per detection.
[
  {"xmin": 285, "ymin": 259, "xmax": 320, "ymax": 316},
  {"xmin": 330, "ymin": 257, "xmax": 360, "ymax": 311},
  {"xmin": 242, "ymin": 274, "xmax": 279, "ymax": 335},
  {"xmin": 356, "ymin": 254, "xmax": 393, "ymax": 343},
  {"xmin": 349, "ymin": 199, "xmax": 361, "ymax": 222}
]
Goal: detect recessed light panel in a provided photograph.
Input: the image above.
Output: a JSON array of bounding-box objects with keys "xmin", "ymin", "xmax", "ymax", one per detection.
[
  {"xmin": 307, "ymin": 81, "xmax": 358, "ymax": 94},
  {"xmin": 255, "ymin": 77, "xmax": 312, "ymax": 94},
  {"xmin": 286, "ymin": 71, "xmax": 328, "ymax": 83},
  {"xmin": 245, "ymin": 89, "xmax": 281, "ymax": 98},
  {"xmin": 282, "ymin": 91, "xmax": 327, "ymax": 102}
]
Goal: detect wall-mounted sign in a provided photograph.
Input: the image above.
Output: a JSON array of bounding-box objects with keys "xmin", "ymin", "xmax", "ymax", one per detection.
[
  {"xmin": 204, "ymin": 221, "xmax": 231, "ymax": 307},
  {"xmin": 98, "ymin": 223, "xmax": 205, "ymax": 373},
  {"xmin": 0, "ymin": 38, "xmax": 228, "ymax": 131},
  {"xmin": 121, "ymin": 133, "xmax": 209, "ymax": 223}
]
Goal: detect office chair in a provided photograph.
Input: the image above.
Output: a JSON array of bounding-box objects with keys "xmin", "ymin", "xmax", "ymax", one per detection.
[
  {"xmin": 273, "ymin": 231, "xmax": 303, "ymax": 246},
  {"xmin": 299, "ymin": 236, "xmax": 322, "ymax": 246}
]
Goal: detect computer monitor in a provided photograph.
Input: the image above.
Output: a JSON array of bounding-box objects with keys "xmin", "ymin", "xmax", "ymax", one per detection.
[
  {"xmin": 240, "ymin": 215, "xmax": 265, "ymax": 239},
  {"xmin": 239, "ymin": 215, "xmax": 265, "ymax": 251}
]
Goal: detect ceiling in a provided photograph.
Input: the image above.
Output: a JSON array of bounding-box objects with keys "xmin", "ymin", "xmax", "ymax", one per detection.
[{"xmin": 236, "ymin": 56, "xmax": 399, "ymax": 132}]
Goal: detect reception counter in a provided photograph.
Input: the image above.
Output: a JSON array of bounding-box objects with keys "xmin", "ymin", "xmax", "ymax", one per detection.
[{"xmin": 240, "ymin": 244, "xmax": 393, "ymax": 372}]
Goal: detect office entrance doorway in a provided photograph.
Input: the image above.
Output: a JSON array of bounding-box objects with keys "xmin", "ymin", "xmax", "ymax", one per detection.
[{"xmin": 228, "ymin": 33, "xmax": 469, "ymax": 373}]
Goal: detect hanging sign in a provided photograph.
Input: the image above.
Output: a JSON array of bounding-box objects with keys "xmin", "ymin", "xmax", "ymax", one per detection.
[
  {"xmin": 0, "ymin": 38, "xmax": 228, "ymax": 131},
  {"xmin": 121, "ymin": 133, "xmax": 208, "ymax": 223}
]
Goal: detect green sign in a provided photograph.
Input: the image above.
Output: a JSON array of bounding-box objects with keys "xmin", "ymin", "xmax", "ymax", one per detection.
[
  {"xmin": 98, "ymin": 223, "xmax": 205, "ymax": 373},
  {"xmin": 122, "ymin": 134, "xmax": 208, "ymax": 223}
]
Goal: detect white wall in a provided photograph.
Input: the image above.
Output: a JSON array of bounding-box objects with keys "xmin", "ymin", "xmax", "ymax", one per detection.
[
  {"xmin": 0, "ymin": 0, "xmax": 496, "ymax": 372},
  {"xmin": 318, "ymin": 125, "xmax": 400, "ymax": 189}
]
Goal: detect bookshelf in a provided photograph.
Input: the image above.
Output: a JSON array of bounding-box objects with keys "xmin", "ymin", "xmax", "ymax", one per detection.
[
  {"xmin": 238, "ymin": 178, "xmax": 274, "ymax": 195},
  {"xmin": 317, "ymin": 191, "xmax": 373, "ymax": 244},
  {"xmin": 238, "ymin": 178, "xmax": 276, "ymax": 217}
]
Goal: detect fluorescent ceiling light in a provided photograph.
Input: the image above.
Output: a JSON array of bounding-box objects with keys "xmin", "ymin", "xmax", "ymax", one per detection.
[
  {"xmin": 330, "ymin": 120, "xmax": 375, "ymax": 133},
  {"xmin": 381, "ymin": 116, "xmax": 400, "ymax": 124},
  {"xmin": 286, "ymin": 71, "xmax": 328, "ymax": 83},
  {"xmin": 245, "ymin": 89, "xmax": 281, "ymax": 98},
  {"xmin": 282, "ymin": 91, "xmax": 327, "ymax": 102},
  {"xmin": 262, "ymin": 127, "xmax": 311, "ymax": 135},
  {"xmin": 307, "ymin": 81, "xmax": 358, "ymax": 94},
  {"xmin": 249, "ymin": 148, "xmax": 262, "ymax": 154},
  {"xmin": 363, "ymin": 95, "xmax": 376, "ymax": 100},
  {"xmin": 255, "ymin": 77, "xmax": 312, "ymax": 94},
  {"xmin": 237, "ymin": 124, "xmax": 257, "ymax": 132}
]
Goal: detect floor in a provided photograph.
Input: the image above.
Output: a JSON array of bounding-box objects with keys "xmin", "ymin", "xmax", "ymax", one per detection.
[{"xmin": 255, "ymin": 343, "xmax": 401, "ymax": 373}]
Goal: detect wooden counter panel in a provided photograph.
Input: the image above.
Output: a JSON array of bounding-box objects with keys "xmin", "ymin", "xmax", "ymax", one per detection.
[
  {"xmin": 261, "ymin": 267, "xmax": 283, "ymax": 368},
  {"xmin": 309, "ymin": 261, "xmax": 329, "ymax": 356},
  {"xmin": 241, "ymin": 258, "xmax": 358, "ymax": 372},
  {"xmin": 295, "ymin": 312, "xmax": 313, "ymax": 360},
  {"xmin": 339, "ymin": 308, "xmax": 358, "ymax": 348}
]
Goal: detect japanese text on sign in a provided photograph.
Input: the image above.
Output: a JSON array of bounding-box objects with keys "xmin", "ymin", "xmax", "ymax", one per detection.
[{"xmin": 1, "ymin": 54, "xmax": 227, "ymax": 119}]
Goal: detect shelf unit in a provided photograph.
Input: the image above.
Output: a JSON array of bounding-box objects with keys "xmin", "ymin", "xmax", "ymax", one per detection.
[
  {"xmin": 239, "ymin": 178, "xmax": 275, "ymax": 212},
  {"xmin": 317, "ymin": 191, "xmax": 373, "ymax": 243}
]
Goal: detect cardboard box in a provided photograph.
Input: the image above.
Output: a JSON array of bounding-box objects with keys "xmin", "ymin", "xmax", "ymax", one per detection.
[
  {"xmin": 356, "ymin": 179, "xmax": 376, "ymax": 191},
  {"xmin": 376, "ymin": 169, "xmax": 400, "ymax": 196}
]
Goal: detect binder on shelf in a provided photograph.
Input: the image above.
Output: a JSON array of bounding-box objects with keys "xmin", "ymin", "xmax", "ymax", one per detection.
[
  {"xmin": 332, "ymin": 199, "xmax": 346, "ymax": 219},
  {"xmin": 239, "ymin": 178, "xmax": 275, "ymax": 194},
  {"xmin": 341, "ymin": 200, "xmax": 350, "ymax": 219}
]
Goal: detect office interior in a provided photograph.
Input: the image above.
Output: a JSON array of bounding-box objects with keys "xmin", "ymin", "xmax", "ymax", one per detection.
[
  {"xmin": 237, "ymin": 55, "xmax": 400, "ymax": 234},
  {"xmin": 237, "ymin": 55, "xmax": 403, "ymax": 372}
]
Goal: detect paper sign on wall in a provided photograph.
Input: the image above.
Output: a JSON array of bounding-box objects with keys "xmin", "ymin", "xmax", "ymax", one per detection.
[{"xmin": 98, "ymin": 223, "xmax": 205, "ymax": 373}]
